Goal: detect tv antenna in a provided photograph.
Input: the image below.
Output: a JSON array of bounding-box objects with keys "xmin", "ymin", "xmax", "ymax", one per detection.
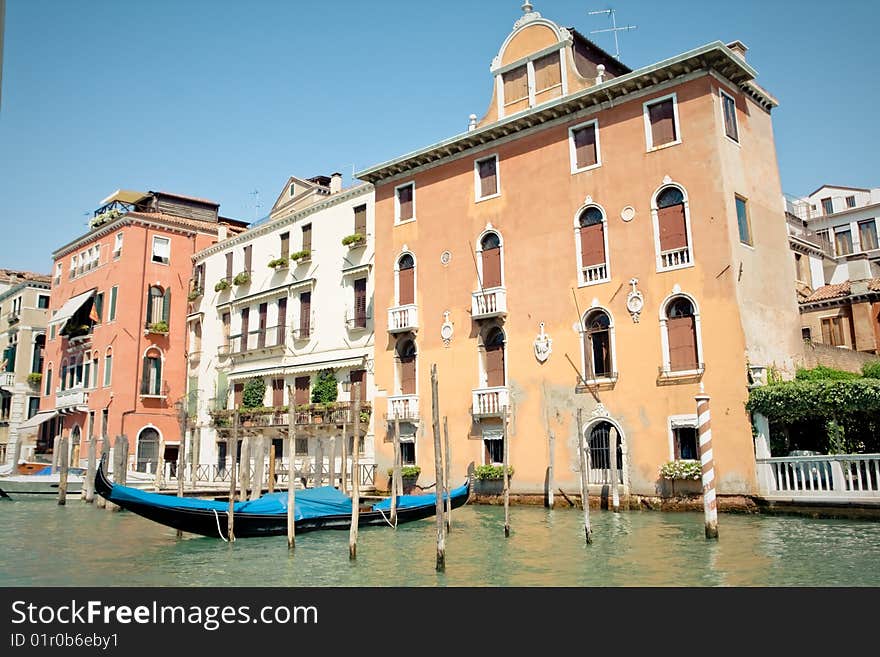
[{"xmin": 588, "ymin": 8, "xmax": 637, "ymax": 61}]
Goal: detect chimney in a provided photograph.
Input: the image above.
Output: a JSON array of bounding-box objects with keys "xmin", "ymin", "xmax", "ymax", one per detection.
[
  {"xmin": 726, "ymin": 40, "xmax": 748, "ymax": 61},
  {"xmin": 217, "ymin": 224, "xmax": 228, "ymax": 241},
  {"xmin": 330, "ymin": 172, "xmax": 343, "ymax": 194},
  {"xmin": 847, "ymin": 253, "xmax": 871, "ymax": 294},
  {"xmin": 595, "ymin": 64, "xmax": 606, "ymax": 85},
  {"xmin": 468, "ymin": 114, "xmax": 477, "ymax": 131}
]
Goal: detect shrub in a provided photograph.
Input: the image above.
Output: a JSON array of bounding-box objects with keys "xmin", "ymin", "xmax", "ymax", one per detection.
[
  {"xmin": 311, "ymin": 369, "xmax": 338, "ymax": 404},
  {"xmin": 233, "ymin": 271, "xmax": 251, "ymax": 286},
  {"xmin": 27, "ymin": 372, "xmax": 42, "ymax": 386},
  {"xmin": 147, "ymin": 321, "xmax": 169, "ymax": 334},
  {"xmin": 187, "ymin": 287, "xmax": 203, "ymax": 301},
  {"xmin": 268, "ymin": 257, "xmax": 288, "ymax": 269},
  {"xmin": 473, "ymin": 464, "xmax": 514, "ymax": 480},
  {"xmin": 241, "ymin": 377, "xmax": 266, "ymax": 409},
  {"xmin": 795, "ymin": 365, "xmax": 860, "ymax": 381},
  {"xmin": 341, "ymin": 233, "xmax": 366, "ymax": 247},
  {"xmin": 747, "ymin": 379, "xmax": 880, "ymax": 424},
  {"xmin": 214, "ymin": 279, "xmax": 230, "ymax": 292},
  {"xmin": 862, "ymin": 360, "xmax": 880, "ymax": 379},
  {"xmin": 659, "ymin": 460, "xmax": 702, "ymax": 480},
  {"xmin": 388, "ymin": 465, "xmax": 421, "ymax": 478},
  {"xmin": 289, "ymin": 249, "xmax": 311, "ymax": 262}
]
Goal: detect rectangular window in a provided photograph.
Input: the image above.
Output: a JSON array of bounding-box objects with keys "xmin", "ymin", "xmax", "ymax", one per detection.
[
  {"xmin": 735, "ymin": 196, "xmax": 752, "ymax": 245},
  {"xmin": 27, "ymin": 397, "xmax": 40, "ymax": 420},
  {"xmin": 280, "ymin": 232, "xmax": 290, "ymax": 259},
  {"xmin": 484, "ymin": 438, "xmax": 504, "ymax": 465},
  {"xmin": 502, "ymin": 65, "xmax": 528, "ymax": 104},
  {"xmin": 225, "ymin": 252, "xmax": 233, "ymax": 281},
  {"xmin": 295, "ymin": 437, "xmax": 309, "ymax": 455},
  {"xmin": 475, "ymin": 155, "xmax": 499, "ymax": 200},
  {"xmin": 92, "ymin": 357, "xmax": 98, "ymax": 388},
  {"xmin": 301, "ymin": 223, "xmax": 312, "ymax": 254},
  {"xmin": 102, "ymin": 409, "xmax": 109, "ymax": 439},
  {"xmin": 820, "ymin": 317, "xmax": 846, "ymax": 347},
  {"xmin": 395, "ymin": 183, "xmax": 414, "ymax": 223},
  {"xmin": 645, "ymin": 95, "xmax": 678, "ymax": 149},
  {"xmin": 299, "ymin": 292, "xmax": 311, "ymax": 338},
  {"xmin": 108, "ymin": 286, "xmax": 117, "ymax": 321},
  {"xmin": 816, "ymin": 229, "xmax": 831, "ymax": 253},
  {"xmin": 93, "ymin": 292, "xmax": 104, "ymax": 322},
  {"xmin": 103, "ymin": 354, "xmax": 112, "ymax": 387},
  {"xmin": 353, "ymin": 278, "xmax": 367, "ymax": 329},
  {"xmin": 721, "ymin": 89, "xmax": 738, "ymax": 142},
  {"xmin": 858, "ymin": 220, "xmax": 878, "ymax": 251},
  {"xmin": 569, "ymin": 121, "xmax": 599, "ymax": 172},
  {"xmin": 151, "ymin": 236, "xmax": 170, "ymax": 264},
  {"xmin": 400, "ymin": 441, "xmax": 416, "ymax": 466},
  {"xmin": 821, "ymin": 197, "xmax": 834, "ymax": 215},
  {"xmin": 37, "ymin": 295, "xmax": 50, "ymax": 309},
  {"xmin": 243, "ymin": 245, "xmax": 252, "ymax": 272},
  {"xmin": 45, "ymin": 368, "xmax": 52, "ymax": 396},
  {"xmin": 354, "ymin": 205, "xmax": 367, "ymax": 237},
  {"xmin": 113, "ymin": 232, "xmax": 123, "ymax": 257},
  {"xmin": 801, "ymin": 327, "xmax": 812, "ymax": 341},
  {"xmin": 834, "ymin": 227, "xmax": 853, "ymax": 256},
  {"xmin": 277, "ymin": 297, "xmax": 287, "ymax": 345},
  {"xmin": 88, "ymin": 410, "xmax": 95, "ymax": 439},
  {"xmin": 846, "ymin": 195, "xmax": 857, "ymax": 208},
  {"xmin": 534, "ymin": 52, "xmax": 561, "ymax": 92},
  {"xmin": 673, "ymin": 427, "xmax": 699, "ymax": 460},
  {"xmin": 272, "ymin": 379, "xmax": 285, "ymax": 407},
  {"xmin": 54, "ymin": 263, "xmax": 62, "ymax": 284}
]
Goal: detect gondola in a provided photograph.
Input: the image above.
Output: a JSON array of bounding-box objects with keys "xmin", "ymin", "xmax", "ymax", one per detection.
[{"xmin": 94, "ymin": 459, "xmax": 470, "ymax": 539}]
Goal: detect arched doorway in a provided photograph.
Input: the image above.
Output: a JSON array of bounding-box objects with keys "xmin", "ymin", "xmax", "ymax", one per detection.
[
  {"xmin": 136, "ymin": 427, "xmax": 160, "ymax": 473},
  {"xmin": 586, "ymin": 420, "xmax": 624, "ymax": 485}
]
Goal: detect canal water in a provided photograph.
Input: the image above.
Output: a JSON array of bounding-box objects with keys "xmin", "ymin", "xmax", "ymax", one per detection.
[{"xmin": 1, "ymin": 498, "xmax": 878, "ymax": 586}]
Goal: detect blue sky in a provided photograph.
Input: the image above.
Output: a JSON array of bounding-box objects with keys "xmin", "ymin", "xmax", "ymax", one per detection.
[{"xmin": 1, "ymin": 0, "xmax": 877, "ymax": 273}]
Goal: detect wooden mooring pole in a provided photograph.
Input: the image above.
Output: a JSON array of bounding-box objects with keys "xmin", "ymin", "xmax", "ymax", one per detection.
[
  {"xmin": 431, "ymin": 364, "xmax": 445, "ymax": 571},
  {"xmin": 227, "ymin": 412, "xmax": 239, "ymax": 542},
  {"xmin": 502, "ymin": 404, "xmax": 510, "ymax": 538},
  {"xmin": 84, "ymin": 434, "xmax": 97, "ymax": 503},
  {"xmin": 576, "ymin": 408, "xmax": 592, "ymax": 543},
  {"xmin": 340, "ymin": 421, "xmax": 348, "ymax": 495},
  {"xmin": 327, "ymin": 436, "xmax": 336, "ymax": 490},
  {"xmin": 250, "ymin": 435, "xmax": 265, "ymax": 501},
  {"xmin": 176, "ymin": 404, "xmax": 188, "ymax": 538},
  {"xmin": 391, "ymin": 415, "xmax": 400, "ymax": 526},
  {"xmin": 286, "ymin": 389, "xmax": 296, "ymax": 551},
  {"xmin": 349, "ymin": 383, "xmax": 361, "ymax": 560},
  {"xmin": 696, "ymin": 390, "xmax": 718, "ymax": 539},
  {"xmin": 57, "ymin": 435, "xmax": 69, "ymax": 506},
  {"xmin": 547, "ymin": 429, "xmax": 555, "ymax": 509},
  {"xmin": 443, "ymin": 415, "xmax": 451, "ymax": 531},
  {"xmin": 268, "ymin": 439, "xmax": 276, "ymax": 493},
  {"xmin": 155, "ymin": 432, "xmax": 165, "ymax": 492},
  {"xmin": 239, "ymin": 435, "xmax": 250, "ymax": 501},
  {"xmin": 609, "ymin": 427, "xmax": 620, "ymax": 512}
]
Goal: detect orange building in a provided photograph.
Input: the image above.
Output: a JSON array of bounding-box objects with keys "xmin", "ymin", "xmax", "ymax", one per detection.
[
  {"xmin": 32, "ymin": 190, "xmax": 245, "ymax": 472},
  {"xmin": 358, "ymin": 8, "xmax": 802, "ymax": 500}
]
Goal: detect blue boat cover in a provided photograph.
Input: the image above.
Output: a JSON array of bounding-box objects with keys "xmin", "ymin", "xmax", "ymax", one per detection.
[
  {"xmin": 110, "ymin": 483, "xmax": 352, "ymax": 520},
  {"xmin": 371, "ymin": 482, "xmax": 469, "ymax": 511}
]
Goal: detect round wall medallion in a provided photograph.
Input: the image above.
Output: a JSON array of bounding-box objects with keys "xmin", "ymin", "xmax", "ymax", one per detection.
[
  {"xmin": 440, "ymin": 250, "xmax": 452, "ymax": 266},
  {"xmin": 620, "ymin": 206, "xmax": 636, "ymax": 222}
]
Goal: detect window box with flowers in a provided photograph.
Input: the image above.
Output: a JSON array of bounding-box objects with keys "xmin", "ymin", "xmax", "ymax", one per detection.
[
  {"xmin": 289, "ymin": 250, "xmax": 311, "ymax": 265},
  {"xmin": 659, "ymin": 459, "xmax": 702, "ymax": 496},
  {"xmin": 341, "ymin": 233, "xmax": 366, "ymax": 249},
  {"xmin": 187, "ymin": 287, "xmax": 204, "ymax": 302},
  {"xmin": 268, "ymin": 257, "xmax": 289, "ymax": 271},
  {"xmin": 27, "ymin": 372, "xmax": 42, "ymax": 387},
  {"xmin": 233, "ymin": 271, "xmax": 251, "ymax": 286},
  {"xmin": 473, "ymin": 464, "xmax": 514, "ymax": 495},
  {"xmin": 214, "ymin": 278, "xmax": 231, "ymax": 293},
  {"xmin": 146, "ymin": 321, "xmax": 169, "ymax": 335}
]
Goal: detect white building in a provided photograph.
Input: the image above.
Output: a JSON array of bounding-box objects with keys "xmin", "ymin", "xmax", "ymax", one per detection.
[{"xmin": 187, "ymin": 173, "xmax": 376, "ymax": 488}]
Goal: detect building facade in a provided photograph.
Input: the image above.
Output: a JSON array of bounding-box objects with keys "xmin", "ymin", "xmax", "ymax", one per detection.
[
  {"xmin": 0, "ymin": 270, "xmax": 51, "ymax": 465},
  {"xmin": 190, "ymin": 174, "xmax": 377, "ymax": 486},
  {"xmin": 32, "ymin": 190, "xmax": 246, "ymax": 472},
  {"xmin": 358, "ymin": 7, "xmax": 802, "ymax": 498}
]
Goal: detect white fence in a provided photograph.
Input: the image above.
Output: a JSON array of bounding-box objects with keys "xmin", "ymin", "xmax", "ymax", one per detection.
[{"xmin": 756, "ymin": 453, "xmax": 880, "ymax": 503}]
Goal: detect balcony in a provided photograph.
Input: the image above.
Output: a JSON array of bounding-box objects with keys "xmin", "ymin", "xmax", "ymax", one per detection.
[
  {"xmin": 582, "ymin": 263, "xmax": 609, "ymax": 285},
  {"xmin": 387, "ymin": 305, "xmax": 418, "ymax": 333},
  {"xmin": 56, "ymin": 388, "xmax": 88, "ymax": 410},
  {"xmin": 471, "ymin": 286, "xmax": 507, "ymax": 320},
  {"xmin": 659, "ymin": 246, "xmax": 691, "ymax": 270},
  {"xmin": 291, "ymin": 326, "xmax": 312, "ymax": 341},
  {"xmin": 472, "ymin": 386, "xmax": 509, "ymax": 418},
  {"xmin": 6, "ymin": 310, "xmax": 20, "ymax": 324},
  {"xmin": 210, "ymin": 402, "xmax": 372, "ymax": 430},
  {"xmin": 0, "ymin": 372, "xmax": 15, "ymax": 391},
  {"xmin": 230, "ymin": 326, "xmax": 286, "ymax": 355},
  {"xmin": 387, "ymin": 395, "xmax": 419, "ymax": 422}
]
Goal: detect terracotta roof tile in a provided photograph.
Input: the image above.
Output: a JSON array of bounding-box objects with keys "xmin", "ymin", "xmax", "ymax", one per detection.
[{"xmin": 802, "ymin": 282, "xmax": 850, "ymax": 303}]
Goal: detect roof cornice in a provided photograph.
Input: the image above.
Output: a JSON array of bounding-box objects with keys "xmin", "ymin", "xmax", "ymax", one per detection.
[{"xmin": 357, "ymin": 42, "xmax": 767, "ymax": 185}]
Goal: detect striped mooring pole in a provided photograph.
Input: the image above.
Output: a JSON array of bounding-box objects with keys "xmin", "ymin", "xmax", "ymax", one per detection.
[{"xmin": 696, "ymin": 389, "xmax": 718, "ymax": 539}]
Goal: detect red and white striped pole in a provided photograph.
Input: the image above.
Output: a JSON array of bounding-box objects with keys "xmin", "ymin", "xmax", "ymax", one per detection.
[{"xmin": 695, "ymin": 388, "xmax": 718, "ymax": 539}]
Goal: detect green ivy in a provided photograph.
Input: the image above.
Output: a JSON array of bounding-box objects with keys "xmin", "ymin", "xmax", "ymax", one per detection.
[
  {"xmin": 862, "ymin": 360, "xmax": 880, "ymax": 379},
  {"xmin": 747, "ymin": 379, "xmax": 880, "ymax": 424},
  {"xmin": 795, "ymin": 365, "xmax": 860, "ymax": 381},
  {"xmin": 241, "ymin": 377, "xmax": 266, "ymax": 409},
  {"xmin": 311, "ymin": 369, "xmax": 338, "ymax": 405}
]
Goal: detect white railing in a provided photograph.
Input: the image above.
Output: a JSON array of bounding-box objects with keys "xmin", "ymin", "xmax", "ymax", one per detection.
[
  {"xmin": 0, "ymin": 372, "xmax": 14, "ymax": 388},
  {"xmin": 387, "ymin": 395, "xmax": 419, "ymax": 421},
  {"xmin": 472, "ymin": 386, "xmax": 509, "ymax": 417},
  {"xmin": 387, "ymin": 305, "xmax": 418, "ymax": 333},
  {"xmin": 756, "ymin": 453, "xmax": 880, "ymax": 502},
  {"xmin": 582, "ymin": 263, "xmax": 608, "ymax": 284},
  {"xmin": 660, "ymin": 246, "xmax": 691, "ymax": 269},
  {"xmin": 471, "ymin": 286, "xmax": 507, "ymax": 319},
  {"xmin": 56, "ymin": 389, "xmax": 88, "ymax": 409}
]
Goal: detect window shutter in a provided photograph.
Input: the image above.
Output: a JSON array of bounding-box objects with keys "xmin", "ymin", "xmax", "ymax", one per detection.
[
  {"xmin": 272, "ymin": 379, "xmax": 284, "ymax": 407},
  {"xmin": 240, "ymin": 308, "xmax": 249, "ymax": 351},
  {"xmin": 485, "ymin": 343, "xmax": 505, "ymax": 387},
  {"xmin": 145, "ymin": 288, "xmax": 153, "ymax": 324},
  {"xmin": 294, "ymin": 376, "xmax": 310, "ymax": 406},
  {"xmin": 398, "ymin": 186, "xmax": 413, "ymax": 221},
  {"xmin": 350, "ymin": 369, "xmax": 366, "ymax": 401},
  {"xmin": 502, "ymin": 66, "xmax": 528, "ymax": 102},
  {"xmin": 533, "ymin": 52, "xmax": 561, "ymax": 92},
  {"xmin": 354, "ymin": 278, "xmax": 367, "ymax": 327},
  {"xmin": 299, "ymin": 292, "xmax": 311, "ymax": 335},
  {"xmin": 354, "ymin": 205, "xmax": 367, "ymax": 236},
  {"xmin": 302, "ymin": 224, "xmax": 312, "ymax": 252},
  {"xmin": 399, "ymin": 266, "xmax": 414, "ymax": 305},
  {"xmin": 649, "ymin": 99, "xmax": 676, "ymax": 145},
  {"xmin": 162, "ymin": 288, "xmax": 171, "ymax": 323},
  {"xmin": 579, "ymin": 223, "xmax": 605, "ymax": 267},
  {"xmin": 109, "ymin": 286, "xmax": 117, "ymax": 321},
  {"xmin": 479, "ymin": 158, "xmax": 497, "ymax": 197},
  {"xmin": 277, "ymin": 297, "xmax": 287, "ymax": 342},
  {"xmin": 400, "ymin": 354, "xmax": 416, "ymax": 395},
  {"xmin": 141, "ymin": 356, "xmax": 150, "ymax": 394},
  {"xmin": 244, "ymin": 245, "xmax": 252, "ymax": 272},
  {"xmin": 152, "ymin": 357, "xmax": 162, "ymax": 395},
  {"xmin": 658, "ymin": 203, "xmax": 688, "ymax": 251},
  {"xmin": 225, "ymin": 252, "xmax": 233, "ymax": 280},
  {"xmin": 233, "ymin": 382, "xmax": 244, "ymax": 407},
  {"xmin": 667, "ymin": 316, "xmax": 698, "ymax": 371},
  {"xmin": 481, "ymin": 246, "xmax": 502, "ymax": 288},
  {"xmin": 574, "ymin": 125, "xmax": 598, "ymax": 169},
  {"xmin": 258, "ymin": 303, "xmax": 267, "ymax": 347},
  {"xmin": 280, "ymin": 233, "xmax": 289, "ymax": 259}
]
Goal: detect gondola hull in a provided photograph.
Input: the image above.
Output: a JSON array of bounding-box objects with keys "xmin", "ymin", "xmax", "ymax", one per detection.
[{"xmin": 94, "ymin": 460, "xmax": 469, "ymax": 539}]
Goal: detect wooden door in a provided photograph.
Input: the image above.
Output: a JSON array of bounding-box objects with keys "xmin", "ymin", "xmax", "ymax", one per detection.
[
  {"xmin": 485, "ymin": 341, "xmax": 505, "ymax": 387},
  {"xmin": 667, "ymin": 316, "xmax": 698, "ymax": 370},
  {"xmin": 481, "ymin": 246, "xmax": 501, "ymax": 288},
  {"xmin": 400, "ymin": 352, "xmax": 416, "ymax": 395},
  {"xmin": 399, "ymin": 265, "xmax": 414, "ymax": 305},
  {"xmin": 294, "ymin": 376, "xmax": 310, "ymax": 406}
]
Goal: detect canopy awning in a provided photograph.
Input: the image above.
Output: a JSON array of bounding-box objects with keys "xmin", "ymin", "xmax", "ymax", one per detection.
[
  {"xmin": 17, "ymin": 410, "xmax": 58, "ymax": 431},
  {"xmin": 48, "ymin": 288, "xmax": 96, "ymax": 328},
  {"xmin": 99, "ymin": 189, "xmax": 147, "ymax": 206}
]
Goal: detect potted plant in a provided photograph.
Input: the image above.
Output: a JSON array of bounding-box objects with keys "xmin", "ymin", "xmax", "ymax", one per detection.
[
  {"xmin": 341, "ymin": 233, "xmax": 366, "ymax": 248},
  {"xmin": 187, "ymin": 287, "xmax": 203, "ymax": 302},
  {"xmin": 268, "ymin": 257, "xmax": 288, "ymax": 270},
  {"xmin": 388, "ymin": 465, "xmax": 421, "ymax": 494},
  {"xmin": 233, "ymin": 271, "xmax": 251, "ymax": 286},
  {"xmin": 659, "ymin": 459, "xmax": 702, "ymax": 497},
  {"xmin": 289, "ymin": 249, "xmax": 311, "ymax": 264},
  {"xmin": 473, "ymin": 464, "xmax": 514, "ymax": 495},
  {"xmin": 214, "ymin": 278, "xmax": 230, "ymax": 292},
  {"xmin": 27, "ymin": 372, "xmax": 42, "ymax": 387},
  {"xmin": 146, "ymin": 320, "xmax": 169, "ymax": 334}
]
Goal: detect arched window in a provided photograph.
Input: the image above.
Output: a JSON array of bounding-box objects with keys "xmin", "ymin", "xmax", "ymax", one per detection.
[
  {"xmin": 397, "ymin": 253, "xmax": 415, "ymax": 306},
  {"xmin": 587, "ymin": 421, "xmax": 624, "ymax": 484},
  {"xmin": 654, "ymin": 185, "xmax": 692, "ymax": 270},
  {"xmin": 662, "ymin": 295, "xmax": 701, "ymax": 372},
  {"xmin": 483, "ymin": 326, "xmax": 506, "ymax": 387},
  {"xmin": 136, "ymin": 427, "xmax": 160, "ymax": 473},
  {"xmin": 397, "ymin": 339, "xmax": 417, "ymax": 396},
  {"xmin": 141, "ymin": 347, "xmax": 163, "ymax": 396},
  {"xmin": 103, "ymin": 347, "xmax": 113, "ymax": 387},
  {"xmin": 479, "ymin": 232, "xmax": 502, "ymax": 288},
  {"xmin": 60, "ymin": 359, "xmax": 68, "ymax": 391},
  {"xmin": 576, "ymin": 206, "xmax": 609, "ymax": 285},
  {"xmin": 45, "ymin": 363, "xmax": 53, "ymax": 396},
  {"xmin": 31, "ymin": 334, "xmax": 45, "ymax": 375},
  {"xmin": 146, "ymin": 285, "xmax": 170, "ymax": 327},
  {"xmin": 582, "ymin": 309, "xmax": 614, "ymax": 379}
]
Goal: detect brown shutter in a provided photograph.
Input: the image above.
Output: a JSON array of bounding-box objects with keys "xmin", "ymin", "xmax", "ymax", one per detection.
[
  {"xmin": 574, "ymin": 125, "xmax": 597, "ymax": 169},
  {"xmin": 481, "ymin": 247, "xmax": 502, "ymax": 288},
  {"xmin": 354, "ymin": 278, "xmax": 367, "ymax": 327},
  {"xmin": 399, "ymin": 266, "xmax": 414, "ymax": 305},
  {"xmin": 658, "ymin": 203, "xmax": 688, "ymax": 251},
  {"xmin": 349, "ymin": 369, "xmax": 366, "ymax": 401},
  {"xmin": 299, "ymin": 292, "xmax": 311, "ymax": 336},
  {"xmin": 257, "ymin": 303, "xmax": 267, "ymax": 347},
  {"xmin": 502, "ymin": 65, "xmax": 528, "ymax": 102},
  {"xmin": 667, "ymin": 316, "xmax": 698, "ymax": 371},
  {"xmin": 244, "ymin": 245, "xmax": 252, "ymax": 272},
  {"xmin": 240, "ymin": 308, "xmax": 249, "ymax": 351},
  {"xmin": 400, "ymin": 354, "xmax": 416, "ymax": 395},
  {"xmin": 579, "ymin": 223, "xmax": 605, "ymax": 266},
  {"xmin": 272, "ymin": 379, "xmax": 284, "ymax": 407},
  {"xmin": 479, "ymin": 158, "xmax": 497, "ymax": 197},
  {"xmin": 649, "ymin": 99, "xmax": 676, "ymax": 145},
  {"xmin": 534, "ymin": 53, "xmax": 561, "ymax": 91},
  {"xmin": 302, "ymin": 224, "xmax": 312, "ymax": 252},
  {"xmin": 294, "ymin": 376, "xmax": 310, "ymax": 406},
  {"xmin": 277, "ymin": 297, "xmax": 287, "ymax": 344},
  {"xmin": 486, "ymin": 343, "xmax": 505, "ymax": 387},
  {"xmin": 225, "ymin": 252, "xmax": 233, "ymax": 280},
  {"xmin": 280, "ymin": 232, "xmax": 289, "ymax": 259},
  {"xmin": 354, "ymin": 205, "xmax": 367, "ymax": 236},
  {"xmin": 398, "ymin": 185, "xmax": 413, "ymax": 221},
  {"xmin": 233, "ymin": 383, "xmax": 244, "ymax": 408}
]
